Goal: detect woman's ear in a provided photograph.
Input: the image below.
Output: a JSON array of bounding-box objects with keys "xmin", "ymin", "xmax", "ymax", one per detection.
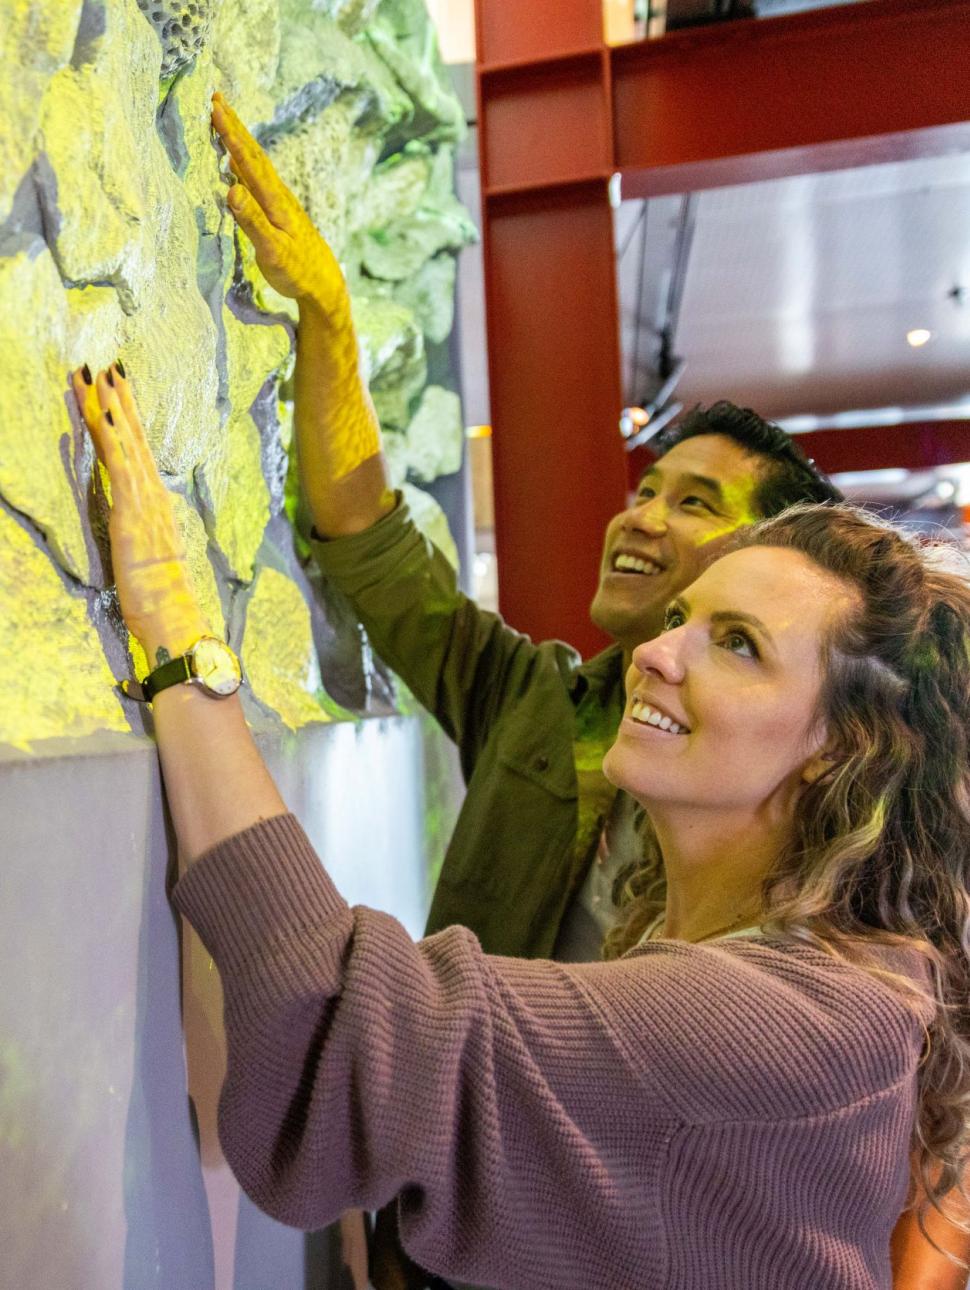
[{"xmin": 801, "ymin": 751, "xmax": 838, "ymax": 786}]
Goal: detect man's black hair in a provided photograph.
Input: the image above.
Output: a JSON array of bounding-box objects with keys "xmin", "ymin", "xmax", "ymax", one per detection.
[{"xmin": 651, "ymin": 401, "xmax": 843, "ymax": 519}]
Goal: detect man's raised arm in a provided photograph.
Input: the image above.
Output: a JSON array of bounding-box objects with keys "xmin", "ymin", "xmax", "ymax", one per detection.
[
  {"xmin": 211, "ymin": 92, "xmax": 396, "ymax": 538},
  {"xmin": 294, "ymin": 298, "xmax": 396, "ymax": 537}
]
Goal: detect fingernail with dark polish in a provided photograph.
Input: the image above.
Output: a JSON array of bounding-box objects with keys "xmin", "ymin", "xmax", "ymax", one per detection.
[
  {"xmin": 82, "ymin": 364, "xmax": 92, "ymax": 385},
  {"xmin": 106, "ymin": 368, "xmax": 114, "ymax": 387},
  {"xmin": 106, "ymin": 411, "xmax": 114, "ymax": 426},
  {"xmin": 115, "ymin": 359, "xmax": 126, "ymax": 378}
]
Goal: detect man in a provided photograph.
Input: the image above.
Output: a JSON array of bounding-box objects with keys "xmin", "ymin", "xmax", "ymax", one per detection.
[
  {"xmin": 211, "ymin": 96, "xmax": 970, "ymax": 1290},
  {"xmin": 214, "ymin": 97, "xmax": 843, "ymax": 958}
]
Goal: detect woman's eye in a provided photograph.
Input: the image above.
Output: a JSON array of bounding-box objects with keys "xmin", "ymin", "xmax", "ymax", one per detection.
[
  {"xmin": 720, "ymin": 630, "xmax": 758, "ymax": 659},
  {"xmin": 662, "ymin": 610, "xmax": 685, "ymax": 631}
]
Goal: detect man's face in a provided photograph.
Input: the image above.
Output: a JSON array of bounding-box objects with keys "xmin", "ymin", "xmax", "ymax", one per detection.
[{"xmin": 590, "ymin": 434, "xmax": 763, "ymax": 654}]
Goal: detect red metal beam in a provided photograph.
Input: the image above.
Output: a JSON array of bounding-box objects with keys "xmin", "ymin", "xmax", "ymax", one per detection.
[
  {"xmin": 613, "ymin": 0, "xmax": 970, "ymax": 192},
  {"xmin": 484, "ymin": 183, "xmax": 625, "ymax": 656},
  {"xmin": 475, "ymin": 0, "xmax": 602, "ymax": 67},
  {"xmin": 617, "ymin": 123, "xmax": 970, "ymax": 202},
  {"xmin": 627, "ymin": 422, "xmax": 970, "ymax": 493},
  {"xmin": 784, "ymin": 421, "xmax": 970, "ymax": 478},
  {"xmin": 480, "ymin": 52, "xmax": 612, "ymax": 193}
]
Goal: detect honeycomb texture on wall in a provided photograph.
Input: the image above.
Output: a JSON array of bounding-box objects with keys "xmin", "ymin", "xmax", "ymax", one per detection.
[{"xmin": 136, "ymin": 0, "xmax": 215, "ymax": 78}]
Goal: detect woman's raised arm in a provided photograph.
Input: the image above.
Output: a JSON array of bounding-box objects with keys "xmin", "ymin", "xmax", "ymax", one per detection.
[{"xmin": 71, "ymin": 363, "xmax": 288, "ymax": 862}]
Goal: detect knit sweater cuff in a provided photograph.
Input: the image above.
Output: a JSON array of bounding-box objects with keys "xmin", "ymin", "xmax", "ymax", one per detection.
[{"xmin": 171, "ymin": 813, "xmax": 351, "ymax": 978}]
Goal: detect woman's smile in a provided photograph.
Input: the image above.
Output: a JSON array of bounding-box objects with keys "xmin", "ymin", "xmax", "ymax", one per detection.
[{"xmin": 627, "ymin": 697, "xmax": 690, "ymax": 735}]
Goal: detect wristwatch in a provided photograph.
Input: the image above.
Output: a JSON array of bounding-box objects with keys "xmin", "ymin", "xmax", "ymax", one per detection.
[{"xmin": 122, "ymin": 635, "xmax": 243, "ymax": 703}]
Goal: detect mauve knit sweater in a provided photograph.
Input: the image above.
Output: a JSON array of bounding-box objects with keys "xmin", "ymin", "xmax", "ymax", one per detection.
[{"xmin": 172, "ymin": 813, "xmax": 929, "ymax": 1290}]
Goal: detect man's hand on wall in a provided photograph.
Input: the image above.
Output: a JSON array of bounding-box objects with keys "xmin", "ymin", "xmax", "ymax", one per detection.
[
  {"xmin": 211, "ymin": 93, "xmax": 351, "ymax": 325},
  {"xmin": 71, "ymin": 363, "xmax": 210, "ymax": 666}
]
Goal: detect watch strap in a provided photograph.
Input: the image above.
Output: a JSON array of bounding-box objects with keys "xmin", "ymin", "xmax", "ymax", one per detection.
[{"xmin": 142, "ymin": 654, "xmax": 193, "ymax": 703}]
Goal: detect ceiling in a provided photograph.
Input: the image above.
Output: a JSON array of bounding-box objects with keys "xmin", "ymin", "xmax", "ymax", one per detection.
[{"xmin": 616, "ymin": 151, "xmax": 970, "ymax": 429}]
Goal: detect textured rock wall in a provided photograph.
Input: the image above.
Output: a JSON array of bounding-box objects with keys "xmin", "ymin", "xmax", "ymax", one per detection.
[{"xmin": 0, "ymin": 0, "xmax": 475, "ymax": 750}]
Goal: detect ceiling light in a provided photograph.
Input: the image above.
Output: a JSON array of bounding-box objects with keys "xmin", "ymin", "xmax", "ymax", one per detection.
[
  {"xmin": 621, "ymin": 402, "xmax": 683, "ymax": 451},
  {"xmin": 907, "ymin": 328, "xmax": 932, "ymax": 348},
  {"xmin": 619, "ymin": 406, "xmax": 651, "ymax": 439}
]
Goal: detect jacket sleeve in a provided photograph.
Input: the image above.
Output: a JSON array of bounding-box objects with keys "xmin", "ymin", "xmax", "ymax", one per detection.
[{"xmin": 309, "ymin": 498, "xmax": 576, "ymax": 774}]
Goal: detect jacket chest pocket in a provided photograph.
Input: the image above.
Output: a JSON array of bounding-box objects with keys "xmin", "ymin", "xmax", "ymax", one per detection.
[{"xmin": 495, "ymin": 724, "xmax": 577, "ymax": 801}]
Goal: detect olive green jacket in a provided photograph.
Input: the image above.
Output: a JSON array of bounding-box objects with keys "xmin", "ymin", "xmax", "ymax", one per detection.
[{"xmin": 310, "ymin": 498, "xmax": 624, "ymax": 957}]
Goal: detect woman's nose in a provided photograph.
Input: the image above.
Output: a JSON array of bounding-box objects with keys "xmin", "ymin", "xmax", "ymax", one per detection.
[{"xmin": 632, "ymin": 630, "xmax": 686, "ymax": 684}]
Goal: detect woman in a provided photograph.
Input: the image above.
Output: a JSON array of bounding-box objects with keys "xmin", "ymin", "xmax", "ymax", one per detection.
[{"xmin": 71, "ymin": 358, "xmax": 970, "ymax": 1288}]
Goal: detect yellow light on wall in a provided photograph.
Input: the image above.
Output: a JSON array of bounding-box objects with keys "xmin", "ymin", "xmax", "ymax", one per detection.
[{"xmin": 907, "ymin": 328, "xmax": 932, "ymax": 348}]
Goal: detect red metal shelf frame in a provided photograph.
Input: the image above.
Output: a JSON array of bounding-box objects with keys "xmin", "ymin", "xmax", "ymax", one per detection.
[{"xmin": 475, "ymin": 0, "xmax": 970, "ymax": 655}]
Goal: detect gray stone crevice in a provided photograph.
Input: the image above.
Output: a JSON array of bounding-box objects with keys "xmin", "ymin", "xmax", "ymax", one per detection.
[
  {"xmin": 154, "ymin": 87, "xmax": 192, "ymax": 177},
  {"xmin": 195, "ymin": 225, "xmax": 235, "ymax": 420},
  {"xmin": 254, "ymin": 77, "xmax": 345, "ymax": 149},
  {"xmin": 190, "ymin": 460, "xmax": 222, "ymax": 562},
  {"xmin": 0, "ymin": 487, "xmax": 136, "ymax": 731},
  {"xmin": 0, "ymin": 491, "xmax": 87, "ymax": 594},
  {"xmin": 0, "ymin": 392, "xmax": 111, "ymax": 595},
  {"xmin": 0, "ymin": 167, "xmax": 50, "ymax": 260},
  {"xmin": 251, "ymin": 371, "xmax": 290, "ymax": 518},
  {"xmin": 253, "ymin": 511, "xmax": 378, "ymax": 714},
  {"xmin": 69, "ymin": 0, "xmax": 107, "ymax": 70},
  {"xmin": 222, "ymin": 573, "xmax": 248, "ymax": 651},
  {"xmin": 31, "ymin": 153, "xmax": 64, "ymax": 258},
  {"xmin": 32, "ymin": 151, "xmax": 138, "ymax": 313}
]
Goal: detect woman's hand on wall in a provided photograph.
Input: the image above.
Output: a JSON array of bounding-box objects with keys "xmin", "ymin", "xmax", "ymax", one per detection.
[
  {"xmin": 71, "ymin": 363, "xmax": 210, "ymax": 667},
  {"xmin": 211, "ymin": 93, "xmax": 351, "ymax": 325}
]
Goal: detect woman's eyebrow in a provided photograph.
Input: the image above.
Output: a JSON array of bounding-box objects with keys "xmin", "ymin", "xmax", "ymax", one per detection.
[
  {"xmin": 710, "ymin": 609, "xmax": 775, "ymax": 646},
  {"xmin": 672, "ymin": 597, "xmax": 776, "ymax": 650}
]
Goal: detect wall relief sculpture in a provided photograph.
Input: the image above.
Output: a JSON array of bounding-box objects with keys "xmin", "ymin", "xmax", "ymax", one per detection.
[{"xmin": 0, "ymin": 0, "xmax": 475, "ymax": 749}]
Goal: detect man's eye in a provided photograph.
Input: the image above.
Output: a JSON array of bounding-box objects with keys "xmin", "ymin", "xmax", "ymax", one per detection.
[
  {"xmin": 681, "ymin": 495, "xmax": 714, "ymax": 511},
  {"xmin": 636, "ymin": 487, "xmax": 656, "ymax": 503}
]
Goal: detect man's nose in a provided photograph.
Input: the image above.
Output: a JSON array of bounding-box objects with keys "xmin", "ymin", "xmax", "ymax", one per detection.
[{"xmin": 626, "ymin": 495, "xmax": 668, "ymax": 536}]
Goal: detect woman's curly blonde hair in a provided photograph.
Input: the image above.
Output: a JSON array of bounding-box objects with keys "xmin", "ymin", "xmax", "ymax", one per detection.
[{"xmin": 604, "ymin": 503, "xmax": 970, "ymax": 1239}]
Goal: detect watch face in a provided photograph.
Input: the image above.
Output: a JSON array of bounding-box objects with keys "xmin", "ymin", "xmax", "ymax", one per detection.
[{"xmin": 191, "ymin": 637, "xmax": 242, "ymax": 697}]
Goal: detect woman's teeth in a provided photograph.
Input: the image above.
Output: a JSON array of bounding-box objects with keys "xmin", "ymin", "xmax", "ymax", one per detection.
[
  {"xmin": 630, "ymin": 700, "xmax": 689, "ymax": 735},
  {"xmin": 613, "ymin": 553, "xmax": 660, "ymax": 575}
]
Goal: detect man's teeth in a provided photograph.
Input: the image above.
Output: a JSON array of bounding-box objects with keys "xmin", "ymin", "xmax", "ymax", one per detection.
[
  {"xmin": 630, "ymin": 700, "xmax": 689, "ymax": 735},
  {"xmin": 613, "ymin": 553, "xmax": 660, "ymax": 575}
]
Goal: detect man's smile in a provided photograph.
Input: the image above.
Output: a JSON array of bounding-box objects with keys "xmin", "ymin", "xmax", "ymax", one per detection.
[{"xmin": 609, "ymin": 548, "xmax": 665, "ymax": 577}]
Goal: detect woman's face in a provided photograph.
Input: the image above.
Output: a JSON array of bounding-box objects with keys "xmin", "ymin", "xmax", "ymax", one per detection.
[{"xmin": 603, "ymin": 545, "xmax": 856, "ymax": 822}]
